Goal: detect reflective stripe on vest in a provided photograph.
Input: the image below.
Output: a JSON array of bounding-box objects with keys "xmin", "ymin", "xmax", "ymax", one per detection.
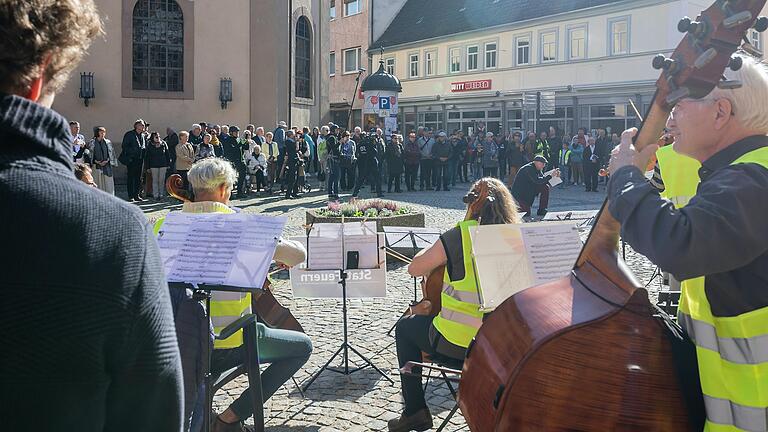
[
  {"xmin": 677, "ymin": 147, "xmax": 768, "ymax": 431},
  {"xmin": 443, "ymin": 283, "xmax": 481, "ymax": 305},
  {"xmin": 432, "ymin": 219, "xmax": 484, "ymax": 348},
  {"xmin": 679, "ymin": 312, "xmax": 768, "ymax": 365},
  {"xmin": 704, "ymin": 395, "xmax": 768, "ymax": 432},
  {"xmin": 655, "ymin": 145, "xmax": 701, "ymax": 209}
]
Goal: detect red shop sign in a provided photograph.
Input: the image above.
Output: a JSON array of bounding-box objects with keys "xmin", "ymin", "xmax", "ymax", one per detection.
[{"xmin": 450, "ymin": 79, "xmax": 492, "ymax": 92}]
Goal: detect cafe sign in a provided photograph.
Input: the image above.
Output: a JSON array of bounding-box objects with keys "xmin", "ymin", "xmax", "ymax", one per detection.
[{"xmin": 450, "ymin": 79, "xmax": 492, "ymax": 92}]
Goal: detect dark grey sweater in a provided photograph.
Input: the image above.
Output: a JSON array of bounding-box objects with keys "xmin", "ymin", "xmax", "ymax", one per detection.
[{"xmin": 0, "ymin": 94, "xmax": 183, "ymax": 431}]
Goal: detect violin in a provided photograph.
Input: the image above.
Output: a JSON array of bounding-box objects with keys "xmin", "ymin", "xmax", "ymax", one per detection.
[
  {"xmin": 459, "ymin": 2, "xmax": 766, "ymax": 430},
  {"xmin": 165, "ymin": 174, "xmax": 304, "ymax": 333}
]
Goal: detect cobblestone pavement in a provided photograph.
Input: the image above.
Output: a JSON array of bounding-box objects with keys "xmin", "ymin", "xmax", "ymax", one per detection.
[{"xmin": 141, "ymin": 177, "xmax": 661, "ymax": 431}]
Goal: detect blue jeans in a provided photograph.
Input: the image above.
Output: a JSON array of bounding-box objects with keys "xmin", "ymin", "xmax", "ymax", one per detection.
[
  {"xmin": 327, "ymin": 158, "xmax": 339, "ymax": 196},
  {"xmin": 210, "ymin": 323, "xmax": 312, "ymax": 421}
]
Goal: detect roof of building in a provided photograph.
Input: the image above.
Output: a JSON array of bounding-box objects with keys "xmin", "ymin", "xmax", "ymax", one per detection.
[{"xmin": 370, "ymin": 0, "xmax": 628, "ymax": 50}]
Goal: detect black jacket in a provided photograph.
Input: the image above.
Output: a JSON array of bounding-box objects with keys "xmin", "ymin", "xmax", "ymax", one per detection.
[
  {"xmin": 584, "ymin": 144, "xmax": 601, "ymax": 166},
  {"xmin": 356, "ymin": 135, "xmax": 379, "ymax": 165},
  {"xmin": 0, "ymin": 94, "xmax": 183, "ymax": 431},
  {"xmin": 145, "ymin": 142, "xmax": 172, "ymax": 168},
  {"xmin": 511, "ymin": 162, "xmax": 552, "ymax": 205},
  {"xmin": 609, "ymin": 135, "xmax": 768, "ymax": 317},
  {"xmin": 222, "ymin": 135, "xmax": 247, "ymax": 166},
  {"xmin": 120, "ymin": 129, "xmax": 146, "ymax": 166}
]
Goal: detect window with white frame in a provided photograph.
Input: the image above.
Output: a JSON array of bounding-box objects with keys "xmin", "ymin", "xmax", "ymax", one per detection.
[
  {"xmin": 568, "ymin": 26, "xmax": 586, "ymax": 60},
  {"xmin": 385, "ymin": 57, "xmax": 395, "ymax": 75},
  {"xmin": 409, "ymin": 53, "xmax": 419, "ymax": 78},
  {"xmin": 467, "ymin": 45, "xmax": 479, "ymax": 71},
  {"xmin": 485, "ymin": 42, "xmax": 497, "ymax": 69},
  {"xmin": 343, "ymin": 47, "xmax": 360, "ymax": 73},
  {"xmin": 541, "ymin": 31, "xmax": 557, "ymax": 62},
  {"xmin": 610, "ymin": 17, "xmax": 629, "ymax": 55},
  {"xmin": 330, "ymin": 52, "xmax": 336, "ymax": 76},
  {"xmin": 344, "ymin": 0, "xmax": 360, "ymax": 16},
  {"xmin": 516, "ymin": 35, "xmax": 530, "ymax": 65},
  {"xmin": 449, "ymin": 47, "xmax": 461, "ymax": 73},
  {"xmin": 330, "ymin": 0, "xmax": 336, "ymax": 19},
  {"xmin": 425, "ymin": 50, "xmax": 437, "ymax": 76},
  {"xmin": 750, "ymin": 29, "xmax": 763, "ymax": 53}
]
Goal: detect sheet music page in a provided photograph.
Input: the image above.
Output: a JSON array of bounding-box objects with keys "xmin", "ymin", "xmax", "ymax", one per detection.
[
  {"xmin": 306, "ymin": 225, "xmax": 343, "ymax": 270},
  {"xmin": 544, "ymin": 169, "xmax": 562, "ymax": 187},
  {"xmin": 344, "ymin": 234, "xmax": 381, "ymax": 269},
  {"xmin": 156, "ymin": 212, "xmax": 286, "ymax": 288},
  {"xmin": 519, "ymin": 221, "xmax": 582, "ymax": 285},
  {"xmin": 469, "ymin": 224, "xmax": 533, "ymax": 311}
]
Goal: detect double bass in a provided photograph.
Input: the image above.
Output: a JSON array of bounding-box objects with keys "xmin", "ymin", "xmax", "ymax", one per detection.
[
  {"xmin": 166, "ymin": 174, "xmax": 304, "ymax": 333},
  {"xmin": 459, "ymin": 2, "xmax": 767, "ymax": 430}
]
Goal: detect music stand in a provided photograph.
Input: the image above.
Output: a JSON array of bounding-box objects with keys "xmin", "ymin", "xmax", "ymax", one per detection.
[
  {"xmin": 302, "ymin": 225, "xmax": 394, "ymax": 392},
  {"xmin": 383, "ymin": 227, "xmax": 441, "ymax": 302},
  {"xmin": 168, "ymin": 282, "xmax": 265, "ymax": 432}
]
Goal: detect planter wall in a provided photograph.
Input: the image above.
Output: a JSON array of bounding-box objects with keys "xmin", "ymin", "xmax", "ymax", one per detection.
[{"xmin": 306, "ymin": 210, "xmax": 425, "ymax": 231}]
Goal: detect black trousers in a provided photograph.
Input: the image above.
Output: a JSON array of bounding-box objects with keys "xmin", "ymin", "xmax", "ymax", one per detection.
[
  {"xmin": 235, "ymin": 164, "xmax": 248, "ymax": 195},
  {"xmin": 395, "ymin": 315, "xmax": 466, "ymax": 416},
  {"xmin": 584, "ymin": 162, "xmax": 599, "ymax": 191},
  {"xmin": 284, "ymin": 167, "xmax": 298, "ymax": 197},
  {"xmin": 388, "ymin": 174, "xmax": 402, "ymax": 192},
  {"xmin": 352, "ymin": 162, "xmax": 381, "ymax": 197},
  {"xmin": 404, "ymin": 163, "xmax": 419, "ymax": 190},
  {"xmin": 419, "ymin": 159, "xmax": 433, "ymax": 189},
  {"xmin": 126, "ymin": 160, "xmax": 144, "ymax": 199},
  {"xmin": 433, "ymin": 162, "xmax": 449, "ymax": 190}
]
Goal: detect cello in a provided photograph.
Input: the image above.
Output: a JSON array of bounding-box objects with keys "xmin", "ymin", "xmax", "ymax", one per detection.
[
  {"xmin": 399, "ymin": 180, "xmax": 494, "ymax": 318},
  {"xmin": 459, "ymin": 2, "xmax": 767, "ymax": 430},
  {"xmin": 165, "ymin": 174, "xmax": 304, "ymax": 333}
]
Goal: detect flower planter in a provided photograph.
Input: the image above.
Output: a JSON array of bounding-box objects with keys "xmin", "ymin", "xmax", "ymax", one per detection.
[{"xmin": 305, "ymin": 209, "xmax": 425, "ymax": 232}]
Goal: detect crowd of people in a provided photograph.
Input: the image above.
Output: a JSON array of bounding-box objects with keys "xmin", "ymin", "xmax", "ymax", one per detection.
[{"xmin": 70, "ymin": 116, "xmax": 621, "ymax": 204}]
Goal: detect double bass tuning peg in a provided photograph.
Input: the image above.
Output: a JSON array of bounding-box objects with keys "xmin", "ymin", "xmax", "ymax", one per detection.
[
  {"xmin": 652, "ymin": 54, "xmax": 678, "ymax": 74},
  {"xmin": 754, "ymin": 16, "xmax": 768, "ymax": 32},
  {"xmin": 728, "ymin": 56, "xmax": 743, "ymax": 72},
  {"xmin": 678, "ymin": 16, "xmax": 706, "ymax": 37}
]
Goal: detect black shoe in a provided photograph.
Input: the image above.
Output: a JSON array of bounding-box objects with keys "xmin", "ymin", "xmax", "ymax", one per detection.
[
  {"xmin": 211, "ymin": 415, "xmax": 254, "ymax": 432},
  {"xmin": 387, "ymin": 408, "xmax": 433, "ymax": 432},
  {"xmin": 395, "ymin": 189, "xmax": 402, "ymax": 193},
  {"xmin": 435, "ymin": 187, "xmax": 441, "ymax": 191}
]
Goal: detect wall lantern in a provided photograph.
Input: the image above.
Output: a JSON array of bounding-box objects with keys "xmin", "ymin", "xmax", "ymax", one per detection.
[
  {"xmin": 79, "ymin": 72, "xmax": 95, "ymax": 107},
  {"xmin": 219, "ymin": 77, "xmax": 233, "ymax": 109}
]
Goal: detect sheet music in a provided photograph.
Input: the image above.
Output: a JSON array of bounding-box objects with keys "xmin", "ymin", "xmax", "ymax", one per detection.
[
  {"xmin": 519, "ymin": 222, "xmax": 582, "ymax": 285},
  {"xmin": 544, "ymin": 169, "xmax": 562, "ymax": 187},
  {"xmin": 469, "ymin": 221, "xmax": 581, "ymax": 311},
  {"xmin": 306, "ymin": 222, "xmax": 379, "ymax": 270},
  {"xmin": 469, "ymin": 224, "xmax": 533, "ymax": 311},
  {"xmin": 156, "ymin": 212, "xmax": 286, "ymax": 288}
]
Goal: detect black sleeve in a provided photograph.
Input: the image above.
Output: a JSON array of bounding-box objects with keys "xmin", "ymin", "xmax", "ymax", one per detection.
[
  {"xmin": 439, "ymin": 226, "xmax": 464, "ymax": 281},
  {"xmin": 524, "ymin": 166, "xmax": 551, "ymax": 185},
  {"xmin": 608, "ymin": 164, "xmax": 768, "ymax": 280},
  {"xmin": 104, "ymin": 224, "xmax": 183, "ymax": 432}
]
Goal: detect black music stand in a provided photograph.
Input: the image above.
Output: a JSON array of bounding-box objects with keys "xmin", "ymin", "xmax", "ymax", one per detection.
[
  {"xmin": 302, "ymin": 228, "xmax": 394, "ymax": 392},
  {"xmin": 169, "ymin": 282, "xmax": 265, "ymax": 432}
]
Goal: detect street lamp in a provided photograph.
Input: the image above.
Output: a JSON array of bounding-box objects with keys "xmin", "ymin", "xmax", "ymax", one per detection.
[
  {"xmin": 346, "ymin": 68, "xmax": 366, "ymax": 130},
  {"xmin": 219, "ymin": 77, "xmax": 233, "ymax": 109},
  {"xmin": 79, "ymin": 72, "xmax": 94, "ymax": 107}
]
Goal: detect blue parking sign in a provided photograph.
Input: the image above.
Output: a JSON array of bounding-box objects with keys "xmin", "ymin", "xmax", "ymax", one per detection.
[{"xmin": 379, "ymin": 97, "xmax": 390, "ymax": 110}]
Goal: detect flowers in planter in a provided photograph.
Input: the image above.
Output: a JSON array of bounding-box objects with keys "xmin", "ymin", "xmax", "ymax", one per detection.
[{"xmin": 316, "ymin": 199, "xmax": 413, "ymax": 218}]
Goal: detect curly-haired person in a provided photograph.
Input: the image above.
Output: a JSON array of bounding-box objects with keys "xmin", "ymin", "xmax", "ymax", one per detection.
[{"xmin": 0, "ymin": 1, "xmax": 184, "ymax": 431}]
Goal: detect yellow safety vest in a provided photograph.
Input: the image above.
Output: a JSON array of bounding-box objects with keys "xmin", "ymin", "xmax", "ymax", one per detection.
[
  {"xmin": 432, "ymin": 220, "xmax": 484, "ymax": 348},
  {"xmin": 676, "ymin": 147, "xmax": 768, "ymax": 432},
  {"xmin": 153, "ymin": 201, "xmax": 252, "ymax": 349},
  {"xmin": 656, "ymin": 145, "xmax": 702, "ymax": 208}
]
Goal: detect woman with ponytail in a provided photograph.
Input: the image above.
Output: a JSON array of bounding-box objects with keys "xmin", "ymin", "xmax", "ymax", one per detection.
[{"xmin": 388, "ymin": 177, "xmax": 521, "ymax": 432}]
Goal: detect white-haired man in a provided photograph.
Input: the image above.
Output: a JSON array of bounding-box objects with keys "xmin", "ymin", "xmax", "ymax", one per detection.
[
  {"xmin": 608, "ymin": 54, "xmax": 768, "ymax": 432},
  {"xmin": 189, "ymin": 123, "xmax": 203, "ymax": 146},
  {"xmin": 154, "ymin": 158, "xmax": 312, "ymax": 432}
]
